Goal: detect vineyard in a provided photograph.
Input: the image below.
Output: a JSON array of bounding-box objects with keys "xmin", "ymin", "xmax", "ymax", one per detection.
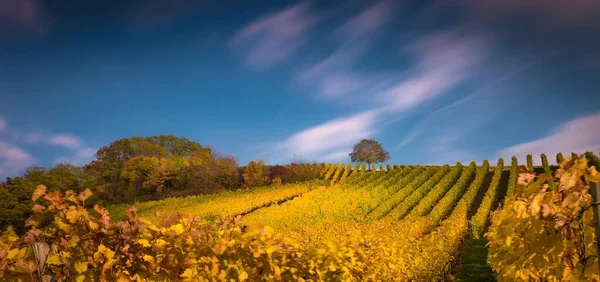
[{"xmin": 1, "ymin": 152, "xmax": 600, "ymax": 280}]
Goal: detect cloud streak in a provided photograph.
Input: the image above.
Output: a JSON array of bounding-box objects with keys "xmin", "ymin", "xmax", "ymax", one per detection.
[
  {"xmin": 231, "ymin": 1, "xmax": 319, "ymax": 70},
  {"xmin": 263, "ymin": 28, "xmax": 491, "ymax": 163},
  {"xmin": 55, "ymin": 147, "xmax": 97, "ymax": 166},
  {"xmin": 0, "ymin": 141, "xmax": 34, "ymax": 179},
  {"xmin": 498, "ymin": 113, "xmax": 600, "ymax": 165},
  {"xmin": 0, "ymin": 0, "xmax": 49, "ymax": 34},
  {"xmin": 24, "ymin": 132, "xmax": 83, "ymax": 149},
  {"xmin": 295, "ymin": 1, "xmax": 399, "ymax": 98}
]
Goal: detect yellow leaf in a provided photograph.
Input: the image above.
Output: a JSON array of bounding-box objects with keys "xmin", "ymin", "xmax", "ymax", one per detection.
[
  {"xmin": 239, "ymin": 271, "xmax": 249, "ymax": 281},
  {"xmin": 138, "ymin": 239, "xmax": 151, "ymax": 247},
  {"xmin": 88, "ymin": 221, "xmax": 99, "ymax": 231},
  {"xmin": 46, "ymin": 254, "xmax": 61, "ymax": 265},
  {"xmin": 6, "ymin": 249, "xmax": 19, "ymax": 259},
  {"xmin": 143, "ymin": 255, "xmax": 154, "ymax": 263},
  {"xmin": 78, "ymin": 189, "xmax": 93, "ymax": 202},
  {"xmin": 32, "ymin": 185, "xmax": 47, "ymax": 201},
  {"xmin": 181, "ymin": 268, "xmax": 195, "ymax": 279},
  {"xmin": 155, "ymin": 239, "xmax": 167, "ymax": 248},
  {"xmin": 75, "ymin": 261, "xmax": 88, "ymax": 273},
  {"xmin": 169, "ymin": 224, "xmax": 185, "ymax": 234},
  {"xmin": 506, "ymin": 237, "xmax": 512, "ymax": 247},
  {"xmin": 76, "ymin": 275, "xmax": 86, "ymax": 282}
]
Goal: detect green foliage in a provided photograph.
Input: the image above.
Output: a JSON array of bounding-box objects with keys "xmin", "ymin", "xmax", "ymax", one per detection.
[
  {"xmin": 215, "ymin": 157, "xmax": 240, "ymax": 189},
  {"xmin": 541, "ymin": 153, "xmax": 550, "ymax": 173},
  {"xmin": 486, "ymin": 158, "xmax": 600, "ymax": 281},
  {"xmin": 556, "ymin": 152, "xmax": 564, "ymax": 165},
  {"xmin": 242, "ymin": 159, "xmax": 270, "ymax": 188},
  {"xmin": 396, "ymin": 164, "xmax": 463, "ymax": 220},
  {"xmin": 585, "ymin": 151, "xmax": 600, "ymax": 169},
  {"xmin": 349, "ymin": 139, "xmax": 390, "ymax": 165},
  {"xmin": 504, "ymin": 156, "xmax": 519, "ymax": 204},
  {"xmin": 470, "ymin": 158, "xmax": 504, "ymax": 238},
  {"xmin": 386, "ymin": 164, "xmax": 392, "ymax": 172},
  {"xmin": 330, "ymin": 163, "xmax": 345, "ymax": 185},
  {"xmin": 572, "ymin": 152, "xmax": 579, "ymax": 159},
  {"xmin": 324, "ymin": 163, "xmax": 338, "ymax": 181},
  {"xmin": 369, "ymin": 166, "xmax": 445, "ymax": 220},
  {"xmin": 463, "ymin": 160, "xmax": 490, "ymax": 213},
  {"xmin": 320, "ymin": 163, "xmax": 331, "ymax": 176},
  {"xmin": 427, "ymin": 162, "xmax": 477, "ymax": 224},
  {"xmin": 526, "ymin": 154, "xmax": 534, "ymax": 171},
  {"xmin": 360, "ymin": 163, "xmax": 367, "ymax": 174}
]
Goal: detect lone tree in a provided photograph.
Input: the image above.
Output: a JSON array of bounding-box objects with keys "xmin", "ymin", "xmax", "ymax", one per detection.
[{"xmin": 349, "ymin": 139, "xmax": 390, "ymax": 170}]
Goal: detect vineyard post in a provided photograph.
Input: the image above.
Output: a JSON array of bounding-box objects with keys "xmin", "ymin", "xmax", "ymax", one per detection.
[{"xmin": 590, "ymin": 182, "xmax": 600, "ymax": 272}]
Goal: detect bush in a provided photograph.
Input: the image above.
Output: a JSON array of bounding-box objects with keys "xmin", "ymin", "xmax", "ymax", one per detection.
[
  {"xmin": 215, "ymin": 157, "xmax": 240, "ymax": 189},
  {"xmin": 242, "ymin": 159, "xmax": 270, "ymax": 188}
]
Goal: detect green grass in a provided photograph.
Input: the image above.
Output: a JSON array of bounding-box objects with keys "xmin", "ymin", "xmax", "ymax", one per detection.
[{"xmin": 457, "ymin": 239, "xmax": 496, "ymax": 282}]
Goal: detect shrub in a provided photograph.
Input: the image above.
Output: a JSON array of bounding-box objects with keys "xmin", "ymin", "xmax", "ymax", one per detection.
[{"xmin": 242, "ymin": 159, "xmax": 270, "ymax": 188}]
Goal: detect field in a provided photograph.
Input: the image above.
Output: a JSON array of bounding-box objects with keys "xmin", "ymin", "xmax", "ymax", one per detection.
[
  {"xmin": 4, "ymin": 152, "xmax": 597, "ymax": 281},
  {"xmin": 105, "ymin": 159, "xmax": 508, "ymax": 280}
]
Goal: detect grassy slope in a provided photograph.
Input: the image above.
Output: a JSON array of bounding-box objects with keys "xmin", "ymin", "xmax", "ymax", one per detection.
[
  {"xmin": 456, "ymin": 169, "xmax": 512, "ymax": 281},
  {"xmin": 456, "ymin": 239, "xmax": 496, "ymax": 281}
]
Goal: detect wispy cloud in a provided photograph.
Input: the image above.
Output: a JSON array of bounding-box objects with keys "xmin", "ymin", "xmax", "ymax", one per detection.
[
  {"xmin": 263, "ymin": 27, "xmax": 491, "ymax": 163},
  {"xmin": 48, "ymin": 134, "xmax": 82, "ymax": 149},
  {"xmin": 0, "ymin": 0, "xmax": 49, "ymax": 34},
  {"xmin": 498, "ymin": 113, "xmax": 600, "ymax": 165},
  {"xmin": 378, "ymin": 30, "xmax": 489, "ymax": 112},
  {"xmin": 231, "ymin": 1, "xmax": 319, "ymax": 70},
  {"xmin": 295, "ymin": 1, "xmax": 400, "ymax": 98},
  {"xmin": 395, "ymin": 55, "xmax": 545, "ymax": 151},
  {"xmin": 0, "ymin": 141, "xmax": 34, "ymax": 179},
  {"xmin": 23, "ymin": 132, "xmax": 83, "ymax": 149},
  {"xmin": 263, "ymin": 110, "xmax": 380, "ymax": 163},
  {"xmin": 125, "ymin": 0, "xmax": 200, "ymax": 33},
  {"xmin": 334, "ymin": 0, "xmax": 399, "ymax": 41},
  {"xmin": 55, "ymin": 147, "xmax": 97, "ymax": 166},
  {"xmin": 0, "ymin": 116, "xmax": 94, "ymax": 177}
]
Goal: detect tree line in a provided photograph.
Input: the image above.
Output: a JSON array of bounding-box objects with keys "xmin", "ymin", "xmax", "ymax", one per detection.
[{"xmin": 0, "ymin": 135, "xmax": 323, "ymax": 233}]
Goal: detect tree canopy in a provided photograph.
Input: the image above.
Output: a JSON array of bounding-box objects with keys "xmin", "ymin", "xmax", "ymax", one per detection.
[{"xmin": 349, "ymin": 139, "xmax": 390, "ymax": 165}]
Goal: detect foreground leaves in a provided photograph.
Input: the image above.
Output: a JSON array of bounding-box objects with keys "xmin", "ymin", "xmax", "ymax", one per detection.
[{"xmin": 487, "ymin": 157, "xmax": 600, "ymax": 281}]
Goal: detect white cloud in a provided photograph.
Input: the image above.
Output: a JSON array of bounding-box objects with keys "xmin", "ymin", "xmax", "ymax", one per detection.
[
  {"xmin": 23, "ymin": 132, "xmax": 44, "ymax": 144},
  {"xmin": 48, "ymin": 134, "xmax": 82, "ymax": 149},
  {"xmin": 334, "ymin": 0, "xmax": 398, "ymax": 40},
  {"xmin": 379, "ymin": 30, "xmax": 489, "ymax": 112},
  {"xmin": 265, "ymin": 110, "xmax": 379, "ymax": 163},
  {"xmin": 231, "ymin": 1, "xmax": 319, "ymax": 70},
  {"xmin": 0, "ymin": 0, "xmax": 49, "ymax": 35},
  {"xmin": 294, "ymin": 1, "xmax": 400, "ymax": 98},
  {"xmin": 264, "ymin": 29, "xmax": 491, "ymax": 163},
  {"xmin": 0, "ymin": 116, "xmax": 6, "ymax": 132},
  {"xmin": 0, "ymin": 142, "xmax": 34, "ymax": 179},
  {"xmin": 23, "ymin": 132, "xmax": 83, "ymax": 149},
  {"xmin": 498, "ymin": 113, "xmax": 600, "ymax": 165},
  {"xmin": 55, "ymin": 147, "xmax": 97, "ymax": 166}
]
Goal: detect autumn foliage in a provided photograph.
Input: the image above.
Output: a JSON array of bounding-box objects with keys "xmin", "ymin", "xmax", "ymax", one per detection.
[{"xmin": 487, "ymin": 157, "xmax": 600, "ymax": 281}]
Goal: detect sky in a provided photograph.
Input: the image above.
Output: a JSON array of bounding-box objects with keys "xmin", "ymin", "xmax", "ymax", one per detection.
[{"xmin": 1, "ymin": 0, "xmax": 600, "ymax": 178}]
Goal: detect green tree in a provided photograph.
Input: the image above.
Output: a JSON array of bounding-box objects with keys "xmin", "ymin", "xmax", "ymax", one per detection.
[
  {"xmin": 243, "ymin": 159, "xmax": 270, "ymax": 188},
  {"xmin": 215, "ymin": 157, "xmax": 240, "ymax": 189},
  {"xmin": 186, "ymin": 148, "xmax": 218, "ymax": 194},
  {"xmin": 349, "ymin": 139, "xmax": 390, "ymax": 170}
]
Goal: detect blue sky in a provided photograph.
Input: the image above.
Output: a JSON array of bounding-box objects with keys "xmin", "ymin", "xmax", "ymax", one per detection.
[{"xmin": 1, "ymin": 0, "xmax": 600, "ymax": 178}]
